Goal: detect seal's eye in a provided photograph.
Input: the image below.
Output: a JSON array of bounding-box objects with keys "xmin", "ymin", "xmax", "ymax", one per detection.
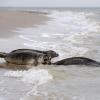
[
  {"xmin": 44, "ymin": 57, "xmax": 49, "ymax": 61},
  {"xmin": 43, "ymin": 55, "xmax": 49, "ymax": 61}
]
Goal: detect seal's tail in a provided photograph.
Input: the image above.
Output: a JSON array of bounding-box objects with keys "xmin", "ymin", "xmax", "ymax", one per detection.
[{"xmin": 0, "ymin": 52, "xmax": 7, "ymax": 58}]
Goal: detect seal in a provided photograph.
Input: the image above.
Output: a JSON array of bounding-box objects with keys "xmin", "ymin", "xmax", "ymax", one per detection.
[
  {"xmin": 11, "ymin": 49, "xmax": 59, "ymax": 59},
  {"xmin": 52, "ymin": 57, "xmax": 100, "ymax": 66},
  {"xmin": 0, "ymin": 50, "xmax": 50, "ymax": 66}
]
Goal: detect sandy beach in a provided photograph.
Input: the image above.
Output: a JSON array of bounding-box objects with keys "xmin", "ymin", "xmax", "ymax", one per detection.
[{"xmin": 0, "ymin": 11, "xmax": 49, "ymax": 38}]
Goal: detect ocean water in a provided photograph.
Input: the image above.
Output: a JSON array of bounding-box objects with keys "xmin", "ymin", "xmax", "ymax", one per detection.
[{"xmin": 0, "ymin": 8, "xmax": 100, "ymax": 100}]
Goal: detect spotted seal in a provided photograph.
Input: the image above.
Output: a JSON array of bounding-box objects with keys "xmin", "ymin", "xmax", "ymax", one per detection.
[
  {"xmin": 0, "ymin": 50, "xmax": 51, "ymax": 66},
  {"xmin": 52, "ymin": 57, "xmax": 100, "ymax": 66},
  {"xmin": 11, "ymin": 49, "xmax": 59, "ymax": 59}
]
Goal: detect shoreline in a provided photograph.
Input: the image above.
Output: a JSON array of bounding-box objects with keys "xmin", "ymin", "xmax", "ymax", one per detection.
[{"xmin": 0, "ymin": 11, "xmax": 49, "ymax": 38}]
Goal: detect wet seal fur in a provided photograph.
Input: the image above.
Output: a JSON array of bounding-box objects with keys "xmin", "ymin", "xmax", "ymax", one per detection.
[
  {"xmin": 52, "ymin": 57, "xmax": 100, "ymax": 66},
  {"xmin": 0, "ymin": 49, "xmax": 54, "ymax": 66},
  {"xmin": 11, "ymin": 49, "xmax": 59, "ymax": 59},
  {"xmin": 10, "ymin": 49, "xmax": 59, "ymax": 65}
]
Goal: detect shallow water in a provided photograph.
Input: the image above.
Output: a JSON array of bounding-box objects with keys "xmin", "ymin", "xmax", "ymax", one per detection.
[{"xmin": 0, "ymin": 8, "xmax": 100, "ymax": 100}]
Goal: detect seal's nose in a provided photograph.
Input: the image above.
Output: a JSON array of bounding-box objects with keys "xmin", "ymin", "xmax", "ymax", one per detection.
[{"xmin": 56, "ymin": 53, "xmax": 59, "ymax": 57}]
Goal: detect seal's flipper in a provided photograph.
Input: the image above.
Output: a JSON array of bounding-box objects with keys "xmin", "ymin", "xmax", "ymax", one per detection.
[{"xmin": 0, "ymin": 52, "xmax": 7, "ymax": 58}]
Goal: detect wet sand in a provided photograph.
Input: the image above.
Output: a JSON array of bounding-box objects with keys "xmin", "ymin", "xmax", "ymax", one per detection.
[{"xmin": 0, "ymin": 11, "xmax": 49, "ymax": 38}]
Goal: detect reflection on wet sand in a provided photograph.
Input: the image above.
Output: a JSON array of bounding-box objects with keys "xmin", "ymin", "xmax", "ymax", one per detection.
[{"xmin": 0, "ymin": 62, "xmax": 33, "ymax": 70}]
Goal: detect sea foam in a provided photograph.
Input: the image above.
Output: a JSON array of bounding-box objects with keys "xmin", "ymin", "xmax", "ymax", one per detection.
[
  {"xmin": 14, "ymin": 11, "xmax": 99, "ymax": 59},
  {"xmin": 4, "ymin": 68, "xmax": 53, "ymax": 85}
]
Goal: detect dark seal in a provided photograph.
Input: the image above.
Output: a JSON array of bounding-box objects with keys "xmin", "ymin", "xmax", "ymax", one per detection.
[{"xmin": 52, "ymin": 57, "xmax": 100, "ymax": 66}]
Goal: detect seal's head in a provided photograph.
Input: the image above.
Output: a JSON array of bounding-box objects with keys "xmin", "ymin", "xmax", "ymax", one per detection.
[
  {"xmin": 41, "ymin": 54, "xmax": 51, "ymax": 65},
  {"xmin": 46, "ymin": 50, "xmax": 59, "ymax": 58}
]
